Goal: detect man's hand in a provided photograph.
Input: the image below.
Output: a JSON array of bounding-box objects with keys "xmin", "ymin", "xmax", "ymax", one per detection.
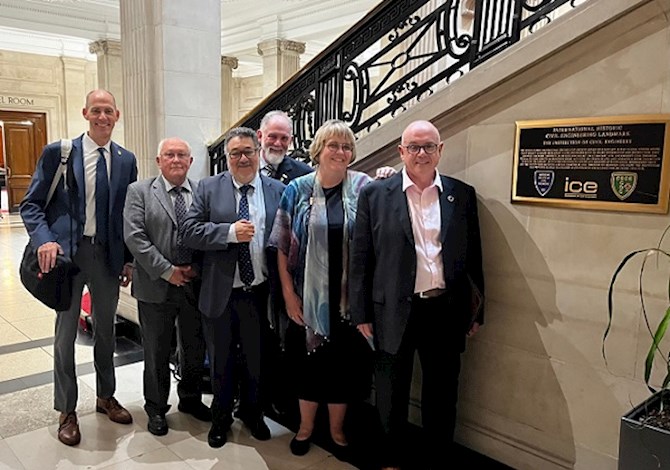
[
  {"xmin": 374, "ymin": 166, "xmax": 397, "ymax": 180},
  {"xmin": 357, "ymin": 323, "xmax": 374, "ymax": 339},
  {"xmin": 234, "ymin": 220, "xmax": 255, "ymax": 242},
  {"xmin": 37, "ymin": 241, "xmax": 63, "ymax": 273},
  {"xmin": 181, "ymin": 265, "xmax": 198, "ymax": 280},
  {"xmin": 168, "ymin": 266, "xmax": 194, "ymax": 287},
  {"xmin": 119, "ymin": 263, "xmax": 133, "ymax": 287},
  {"xmin": 467, "ymin": 322, "xmax": 481, "ymax": 337}
]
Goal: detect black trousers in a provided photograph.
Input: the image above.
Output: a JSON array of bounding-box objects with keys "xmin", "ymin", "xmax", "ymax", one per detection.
[
  {"xmin": 203, "ymin": 283, "xmax": 268, "ymax": 424},
  {"xmin": 374, "ymin": 294, "xmax": 462, "ymax": 469},
  {"xmin": 138, "ymin": 283, "xmax": 206, "ymax": 416}
]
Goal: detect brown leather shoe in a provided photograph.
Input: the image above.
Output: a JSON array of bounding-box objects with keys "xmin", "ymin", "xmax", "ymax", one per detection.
[
  {"xmin": 96, "ymin": 397, "xmax": 133, "ymax": 424},
  {"xmin": 58, "ymin": 411, "xmax": 81, "ymax": 446}
]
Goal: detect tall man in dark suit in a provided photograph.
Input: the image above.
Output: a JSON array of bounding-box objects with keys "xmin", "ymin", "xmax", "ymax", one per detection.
[
  {"xmin": 182, "ymin": 127, "xmax": 285, "ymax": 448},
  {"xmin": 123, "ymin": 137, "xmax": 210, "ymax": 436},
  {"xmin": 257, "ymin": 110, "xmax": 312, "ymax": 183},
  {"xmin": 349, "ymin": 120, "xmax": 485, "ymax": 470},
  {"xmin": 20, "ymin": 89, "xmax": 137, "ymax": 446}
]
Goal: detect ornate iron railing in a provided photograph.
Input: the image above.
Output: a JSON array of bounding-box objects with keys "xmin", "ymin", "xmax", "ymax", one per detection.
[{"xmin": 209, "ymin": 0, "xmax": 586, "ymax": 174}]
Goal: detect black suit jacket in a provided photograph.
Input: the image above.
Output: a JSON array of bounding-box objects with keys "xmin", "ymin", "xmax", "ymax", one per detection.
[{"xmin": 349, "ymin": 172, "xmax": 484, "ymax": 355}]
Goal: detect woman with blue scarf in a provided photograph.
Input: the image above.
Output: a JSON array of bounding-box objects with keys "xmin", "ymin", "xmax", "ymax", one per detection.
[{"xmin": 268, "ymin": 120, "xmax": 373, "ymax": 459}]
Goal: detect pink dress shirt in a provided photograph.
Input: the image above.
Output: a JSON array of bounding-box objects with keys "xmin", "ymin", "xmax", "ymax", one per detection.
[{"xmin": 402, "ymin": 168, "xmax": 446, "ymax": 294}]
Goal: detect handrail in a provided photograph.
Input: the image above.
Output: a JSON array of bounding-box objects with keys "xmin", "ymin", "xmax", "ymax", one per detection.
[{"xmin": 210, "ymin": 0, "xmax": 586, "ymax": 174}]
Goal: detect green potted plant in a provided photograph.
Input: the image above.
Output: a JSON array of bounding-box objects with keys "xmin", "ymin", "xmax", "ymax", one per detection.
[{"xmin": 603, "ymin": 225, "xmax": 670, "ymax": 470}]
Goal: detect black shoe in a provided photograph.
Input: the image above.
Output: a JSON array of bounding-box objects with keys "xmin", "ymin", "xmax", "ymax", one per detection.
[
  {"xmin": 207, "ymin": 423, "xmax": 228, "ymax": 448},
  {"xmin": 290, "ymin": 435, "xmax": 311, "ymax": 456},
  {"xmin": 331, "ymin": 441, "xmax": 351, "ymax": 462},
  {"xmin": 245, "ymin": 417, "xmax": 271, "ymax": 441},
  {"xmin": 178, "ymin": 401, "xmax": 211, "ymax": 422},
  {"xmin": 147, "ymin": 414, "xmax": 168, "ymax": 436}
]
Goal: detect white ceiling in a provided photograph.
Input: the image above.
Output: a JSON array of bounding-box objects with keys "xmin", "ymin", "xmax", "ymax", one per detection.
[{"xmin": 0, "ymin": 0, "xmax": 378, "ymax": 76}]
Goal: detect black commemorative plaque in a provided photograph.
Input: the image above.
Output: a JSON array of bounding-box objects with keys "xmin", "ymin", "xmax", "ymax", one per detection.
[{"xmin": 512, "ymin": 116, "xmax": 670, "ymax": 213}]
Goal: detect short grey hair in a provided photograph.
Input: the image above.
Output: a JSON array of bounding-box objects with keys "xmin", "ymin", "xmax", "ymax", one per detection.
[
  {"xmin": 224, "ymin": 127, "xmax": 259, "ymax": 154},
  {"xmin": 260, "ymin": 110, "xmax": 292, "ymax": 133},
  {"xmin": 157, "ymin": 137, "xmax": 192, "ymax": 156}
]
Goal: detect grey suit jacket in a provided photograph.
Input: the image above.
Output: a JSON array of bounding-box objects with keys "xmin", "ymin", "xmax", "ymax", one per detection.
[
  {"xmin": 181, "ymin": 171, "xmax": 285, "ymax": 319},
  {"xmin": 349, "ymin": 172, "xmax": 485, "ymax": 355},
  {"xmin": 123, "ymin": 176, "xmax": 198, "ymax": 303}
]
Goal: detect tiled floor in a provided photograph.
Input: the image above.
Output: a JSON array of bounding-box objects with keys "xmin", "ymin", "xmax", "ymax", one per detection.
[{"xmin": 0, "ymin": 214, "xmax": 355, "ymax": 470}]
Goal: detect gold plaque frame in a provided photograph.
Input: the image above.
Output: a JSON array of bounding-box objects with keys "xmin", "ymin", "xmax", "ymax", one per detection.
[{"xmin": 512, "ymin": 114, "xmax": 670, "ymax": 214}]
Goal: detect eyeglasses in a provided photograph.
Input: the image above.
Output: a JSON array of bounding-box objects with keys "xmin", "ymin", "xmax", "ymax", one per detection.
[
  {"xmin": 401, "ymin": 143, "xmax": 439, "ymax": 155},
  {"xmin": 326, "ymin": 142, "xmax": 354, "ymax": 153},
  {"xmin": 161, "ymin": 152, "xmax": 190, "ymax": 160},
  {"xmin": 227, "ymin": 148, "xmax": 259, "ymax": 159}
]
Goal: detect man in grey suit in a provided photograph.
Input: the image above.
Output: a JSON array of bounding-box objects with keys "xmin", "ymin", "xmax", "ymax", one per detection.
[
  {"xmin": 349, "ymin": 120, "xmax": 485, "ymax": 470},
  {"xmin": 20, "ymin": 89, "xmax": 136, "ymax": 446},
  {"xmin": 182, "ymin": 127, "xmax": 285, "ymax": 448},
  {"xmin": 123, "ymin": 137, "xmax": 209, "ymax": 436}
]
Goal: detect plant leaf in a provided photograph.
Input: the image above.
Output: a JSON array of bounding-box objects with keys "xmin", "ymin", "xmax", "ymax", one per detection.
[{"xmin": 645, "ymin": 306, "xmax": 670, "ymax": 393}]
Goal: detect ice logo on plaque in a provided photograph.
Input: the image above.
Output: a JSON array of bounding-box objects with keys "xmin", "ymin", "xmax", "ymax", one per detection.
[
  {"xmin": 533, "ymin": 170, "xmax": 554, "ymax": 197},
  {"xmin": 610, "ymin": 172, "xmax": 637, "ymax": 200}
]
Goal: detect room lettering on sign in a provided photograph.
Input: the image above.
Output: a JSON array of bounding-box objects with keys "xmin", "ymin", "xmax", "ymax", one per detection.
[{"xmin": 0, "ymin": 95, "xmax": 34, "ymax": 106}]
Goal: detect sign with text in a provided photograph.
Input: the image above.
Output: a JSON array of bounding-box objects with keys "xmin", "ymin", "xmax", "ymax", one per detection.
[{"xmin": 512, "ymin": 115, "xmax": 670, "ymax": 213}]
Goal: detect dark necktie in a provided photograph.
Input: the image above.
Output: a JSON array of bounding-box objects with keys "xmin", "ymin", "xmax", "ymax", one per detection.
[
  {"xmin": 238, "ymin": 184, "xmax": 255, "ymax": 286},
  {"xmin": 95, "ymin": 148, "xmax": 109, "ymax": 244},
  {"xmin": 172, "ymin": 186, "xmax": 192, "ymax": 265},
  {"xmin": 262, "ymin": 164, "xmax": 276, "ymax": 179}
]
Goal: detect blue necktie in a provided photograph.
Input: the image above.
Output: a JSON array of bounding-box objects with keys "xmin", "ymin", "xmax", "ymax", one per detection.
[
  {"xmin": 172, "ymin": 186, "xmax": 193, "ymax": 265},
  {"xmin": 95, "ymin": 148, "xmax": 109, "ymax": 244},
  {"xmin": 238, "ymin": 185, "xmax": 255, "ymax": 286}
]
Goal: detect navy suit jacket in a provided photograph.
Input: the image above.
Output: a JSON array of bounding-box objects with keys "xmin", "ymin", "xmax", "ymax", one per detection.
[
  {"xmin": 181, "ymin": 171, "xmax": 285, "ymax": 319},
  {"xmin": 349, "ymin": 172, "xmax": 484, "ymax": 355},
  {"xmin": 20, "ymin": 134, "xmax": 138, "ymax": 276},
  {"xmin": 274, "ymin": 155, "xmax": 312, "ymax": 184}
]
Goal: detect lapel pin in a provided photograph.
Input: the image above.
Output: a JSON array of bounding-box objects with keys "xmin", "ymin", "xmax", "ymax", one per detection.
[{"xmin": 447, "ymin": 195, "xmax": 454, "ymax": 203}]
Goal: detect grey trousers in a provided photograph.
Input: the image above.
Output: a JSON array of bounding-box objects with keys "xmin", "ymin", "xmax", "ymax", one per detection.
[{"xmin": 54, "ymin": 240, "xmax": 120, "ymax": 413}]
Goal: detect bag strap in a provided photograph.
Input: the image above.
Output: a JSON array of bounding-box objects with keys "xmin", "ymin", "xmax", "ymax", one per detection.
[{"xmin": 45, "ymin": 139, "xmax": 73, "ymax": 207}]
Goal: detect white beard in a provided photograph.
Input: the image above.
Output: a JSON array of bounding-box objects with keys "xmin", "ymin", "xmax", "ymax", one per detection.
[{"xmin": 262, "ymin": 148, "xmax": 285, "ymax": 166}]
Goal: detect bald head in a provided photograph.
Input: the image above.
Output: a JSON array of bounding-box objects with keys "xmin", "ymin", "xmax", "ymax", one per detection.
[{"xmin": 399, "ymin": 120, "xmax": 443, "ymax": 190}]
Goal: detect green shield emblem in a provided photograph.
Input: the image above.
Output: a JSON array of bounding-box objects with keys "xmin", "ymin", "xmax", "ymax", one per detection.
[{"xmin": 610, "ymin": 172, "xmax": 637, "ymax": 200}]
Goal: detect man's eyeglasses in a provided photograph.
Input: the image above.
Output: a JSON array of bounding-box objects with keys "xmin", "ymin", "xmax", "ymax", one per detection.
[
  {"xmin": 326, "ymin": 142, "xmax": 354, "ymax": 153},
  {"xmin": 161, "ymin": 152, "xmax": 190, "ymax": 160},
  {"xmin": 401, "ymin": 143, "xmax": 439, "ymax": 155},
  {"xmin": 227, "ymin": 148, "xmax": 259, "ymax": 159}
]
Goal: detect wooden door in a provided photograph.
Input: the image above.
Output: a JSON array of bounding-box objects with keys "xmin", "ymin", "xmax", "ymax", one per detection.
[{"xmin": 0, "ymin": 112, "xmax": 47, "ymax": 212}]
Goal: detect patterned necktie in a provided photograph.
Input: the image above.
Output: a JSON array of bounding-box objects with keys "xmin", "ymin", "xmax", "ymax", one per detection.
[
  {"xmin": 237, "ymin": 184, "xmax": 255, "ymax": 286},
  {"xmin": 262, "ymin": 164, "xmax": 276, "ymax": 179},
  {"xmin": 95, "ymin": 148, "xmax": 109, "ymax": 244},
  {"xmin": 172, "ymin": 186, "xmax": 192, "ymax": 265}
]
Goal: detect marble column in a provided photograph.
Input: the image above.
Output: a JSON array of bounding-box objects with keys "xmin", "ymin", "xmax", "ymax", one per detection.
[
  {"xmin": 89, "ymin": 39, "xmax": 125, "ymax": 145},
  {"xmin": 221, "ymin": 56, "xmax": 238, "ymax": 133},
  {"xmin": 60, "ymin": 57, "xmax": 88, "ymax": 137},
  {"xmin": 119, "ymin": 0, "xmax": 221, "ymax": 179},
  {"xmin": 257, "ymin": 39, "xmax": 306, "ymax": 98}
]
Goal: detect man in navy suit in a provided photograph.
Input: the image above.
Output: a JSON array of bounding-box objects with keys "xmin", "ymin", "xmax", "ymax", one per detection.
[
  {"xmin": 20, "ymin": 89, "xmax": 137, "ymax": 446},
  {"xmin": 182, "ymin": 127, "xmax": 285, "ymax": 448},
  {"xmin": 349, "ymin": 120, "xmax": 484, "ymax": 470}
]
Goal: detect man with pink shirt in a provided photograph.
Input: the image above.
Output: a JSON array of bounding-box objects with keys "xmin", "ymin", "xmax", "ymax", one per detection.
[{"xmin": 349, "ymin": 120, "xmax": 484, "ymax": 470}]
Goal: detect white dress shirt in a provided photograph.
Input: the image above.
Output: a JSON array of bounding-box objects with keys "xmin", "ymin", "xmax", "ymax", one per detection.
[
  {"xmin": 82, "ymin": 133, "xmax": 111, "ymax": 238},
  {"xmin": 227, "ymin": 172, "xmax": 267, "ymax": 287}
]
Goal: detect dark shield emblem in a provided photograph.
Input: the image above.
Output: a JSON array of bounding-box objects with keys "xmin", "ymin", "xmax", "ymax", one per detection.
[
  {"xmin": 610, "ymin": 172, "xmax": 637, "ymax": 200},
  {"xmin": 533, "ymin": 170, "xmax": 554, "ymax": 197}
]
